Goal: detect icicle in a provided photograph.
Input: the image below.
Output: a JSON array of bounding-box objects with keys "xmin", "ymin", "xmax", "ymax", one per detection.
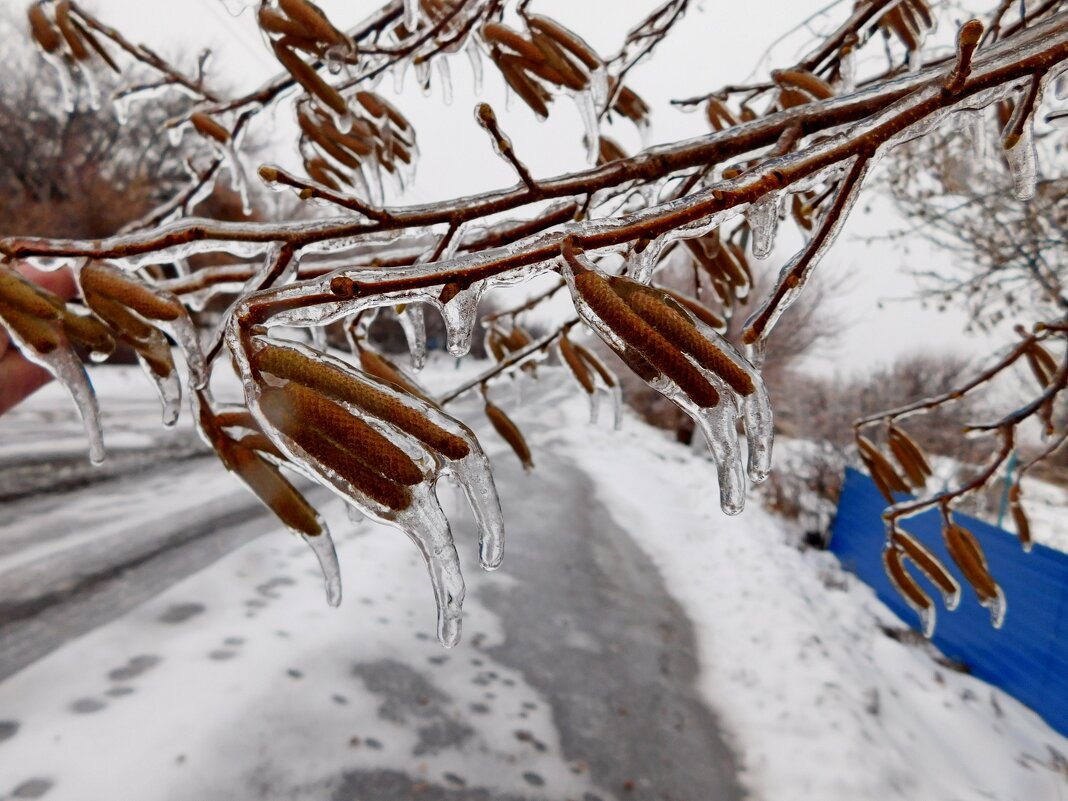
[
  {"xmin": 1004, "ymin": 122, "xmax": 1037, "ymax": 201},
  {"xmin": 986, "ymin": 586, "xmax": 1006, "ymax": 629},
  {"xmin": 111, "ymin": 91, "xmax": 130, "ymax": 125},
  {"xmin": 302, "ymin": 530, "xmax": 342, "ymax": 606},
  {"xmin": 746, "ymin": 193, "xmax": 781, "ymax": 259},
  {"xmin": 445, "ymin": 437, "xmax": 506, "ymax": 573},
  {"xmin": 310, "ymin": 325, "xmax": 328, "ymax": 351},
  {"xmin": 918, "ymin": 605, "xmax": 936, "ymax": 639},
  {"xmin": 42, "ymin": 52, "xmax": 76, "ymax": 114},
  {"xmin": 2, "ymin": 320, "xmax": 106, "ymax": 464},
  {"xmin": 694, "ymin": 398, "xmax": 747, "ymax": 515},
  {"xmin": 346, "ymin": 505, "xmax": 365, "ymax": 524},
  {"xmin": 741, "ymin": 377, "xmax": 774, "ymax": 484},
  {"xmin": 138, "ymin": 350, "xmax": 182, "ymax": 427},
  {"xmin": 590, "ymin": 65, "xmax": 609, "ymax": 110},
  {"xmin": 607, "ymin": 384, "xmax": 623, "ymax": 431},
  {"xmin": 466, "ymin": 38, "xmax": 483, "ymax": 95},
  {"xmin": 403, "ymin": 0, "xmax": 420, "ymax": 31},
  {"xmin": 396, "ymin": 304, "xmax": 427, "ymax": 371},
  {"xmin": 415, "ymin": 59, "xmax": 432, "ymax": 97},
  {"xmin": 961, "ymin": 109, "xmax": 987, "ymax": 160},
  {"xmin": 79, "ymin": 65, "xmax": 101, "ymax": 111},
  {"xmin": 837, "ymin": 47, "xmax": 856, "ymax": 94},
  {"xmin": 437, "ymin": 280, "xmax": 485, "ymax": 357},
  {"xmin": 574, "ymin": 89, "xmax": 600, "ymax": 166},
  {"xmin": 393, "ymin": 59, "xmax": 408, "ymax": 94},
  {"xmin": 586, "ymin": 388, "xmax": 600, "ymax": 425},
  {"xmin": 1056, "ymin": 73, "xmax": 1068, "ymax": 100},
  {"xmin": 437, "ymin": 58, "xmax": 453, "ymax": 105},
  {"xmin": 221, "ymin": 142, "xmax": 253, "ymax": 216}
]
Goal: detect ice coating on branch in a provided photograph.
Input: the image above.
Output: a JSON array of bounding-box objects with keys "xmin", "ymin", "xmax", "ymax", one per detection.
[
  {"xmin": 561, "ymin": 252, "xmax": 771, "ymax": 515},
  {"xmin": 397, "ymin": 304, "xmax": 427, "ymax": 370},
  {"xmin": 226, "ymin": 333, "xmax": 506, "ymax": 645},
  {"xmin": 746, "ymin": 193, "xmax": 781, "ymax": 260},
  {"xmin": 1004, "ymin": 122, "xmax": 1037, "ymax": 201}
]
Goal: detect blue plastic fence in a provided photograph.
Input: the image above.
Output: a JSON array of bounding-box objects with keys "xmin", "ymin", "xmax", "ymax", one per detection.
[{"xmin": 830, "ymin": 467, "xmax": 1068, "ymax": 737}]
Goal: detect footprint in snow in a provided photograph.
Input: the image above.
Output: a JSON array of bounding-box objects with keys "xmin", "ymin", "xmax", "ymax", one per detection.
[
  {"xmin": 0, "ymin": 721, "xmax": 18, "ymax": 744},
  {"xmin": 11, "ymin": 777, "xmax": 53, "ymax": 798},
  {"xmin": 158, "ymin": 603, "xmax": 205, "ymax": 624},
  {"xmin": 107, "ymin": 655, "xmax": 161, "ymax": 683},
  {"xmin": 69, "ymin": 698, "xmax": 106, "ymax": 715}
]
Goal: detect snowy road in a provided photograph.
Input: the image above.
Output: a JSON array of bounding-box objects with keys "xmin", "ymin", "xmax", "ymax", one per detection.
[
  {"xmin": 0, "ymin": 374, "xmax": 743, "ymax": 801},
  {"xmin": 0, "ymin": 457, "xmax": 285, "ymax": 681}
]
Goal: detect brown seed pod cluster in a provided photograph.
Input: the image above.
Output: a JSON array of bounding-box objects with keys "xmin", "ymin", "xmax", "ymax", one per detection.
[
  {"xmin": 878, "ymin": 0, "xmax": 934, "ymax": 54},
  {"xmin": 558, "ymin": 333, "xmax": 594, "ymax": 394},
  {"xmin": 1008, "ymin": 483, "xmax": 1032, "ymax": 552},
  {"xmin": 892, "ymin": 529, "xmax": 960, "ymax": 606},
  {"xmin": 190, "ymin": 112, "xmax": 232, "ymax": 145},
  {"xmin": 606, "ymin": 78, "xmax": 650, "ymax": 129},
  {"xmin": 705, "ymin": 97, "xmax": 738, "ymax": 132},
  {"xmin": 258, "ymin": 382, "xmax": 418, "ymax": 511},
  {"xmin": 251, "ymin": 341, "xmax": 471, "ymax": 462},
  {"xmin": 27, "ymin": 1, "xmax": 119, "ymax": 71},
  {"xmin": 570, "ymin": 341, "xmax": 617, "ymax": 389},
  {"xmin": 597, "ymin": 136, "xmax": 627, "ymax": 166},
  {"xmin": 856, "ymin": 434, "xmax": 909, "ymax": 503},
  {"xmin": 772, "ymin": 68, "xmax": 835, "ymax": 109},
  {"xmin": 258, "ymin": 0, "xmax": 352, "ymax": 60},
  {"xmin": 356, "ymin": 342, "xmax": 433, "ymax": 403},
  {"xmin": 564, "ymin": 239, "xmax": 756, "ymax": 409},
  {"xmin": 0, "ymin": 266, "xmax": 64, "ymax": 352},
  {"xmin": 886, "ymin": 424, "xmax": 932, "ymax": 489},
  {"xmin": 296, "ymin": 92, "xmax": 416, "ymax": 192},
  {"xmin": 79, "ymin": 262, "xmax": 190, "ymax": 384},
  {"xmin": 943, "ymin": 521, "xmax": 1002, "ymax": 614},
  {"xmin": 484, "ymin": 322, "xmax": 537, "ymax": 375},
  {"xmin": 0, "ymin": 265, "xmax": 117, "ymax": 360},
  {"xmin": 483, "ymin": 16, "xmax": 601, "ymax": 119},
  {"xmin": 883, "ymin": 543, "xmax": 934, "ymax": 626},
  {"xmin": 483, "ymin": 397, "xmax": 533, "ymax": 470},
  {"xmin": 682, "ymin": 230, "xmax": 752, "ymax": 307},
  {"xmin": 200, "ymin": 401, "xmax": 324, "ymax": 539}
]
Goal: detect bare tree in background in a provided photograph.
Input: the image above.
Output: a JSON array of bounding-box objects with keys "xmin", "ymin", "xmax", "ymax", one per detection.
[{"xmin": 3, "ymin": 0, "xmax": 1068, "ymax": 644}]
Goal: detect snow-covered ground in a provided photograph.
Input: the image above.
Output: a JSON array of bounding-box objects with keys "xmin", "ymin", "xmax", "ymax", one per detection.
[
  {"xmin": 547, "ymin": 400, "xmax": 1068, "ymax": 801},
  {"xmin": 1, "ymin": 360, "xmax": 1067, "ymax": 800}
]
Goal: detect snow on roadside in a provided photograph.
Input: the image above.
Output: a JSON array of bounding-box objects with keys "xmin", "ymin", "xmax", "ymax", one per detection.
[
  {"xmin": 0, "ymin": 494, "xmax": 603, "ymax": 801},
  {"xmin": 533, "ymin": 374, "xmax": 1068, "ymax": 801}
]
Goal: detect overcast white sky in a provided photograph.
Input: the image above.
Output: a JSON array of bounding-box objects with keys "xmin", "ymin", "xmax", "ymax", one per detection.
[{"xmin": 1, "ymin": 0, "xmax": 1005, "ymax": 373}]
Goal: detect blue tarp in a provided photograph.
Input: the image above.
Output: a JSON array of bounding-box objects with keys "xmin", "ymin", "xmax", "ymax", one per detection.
[{"xmin": 830, "ymin": 467, "xmax": 1068, "ymax": 738}]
